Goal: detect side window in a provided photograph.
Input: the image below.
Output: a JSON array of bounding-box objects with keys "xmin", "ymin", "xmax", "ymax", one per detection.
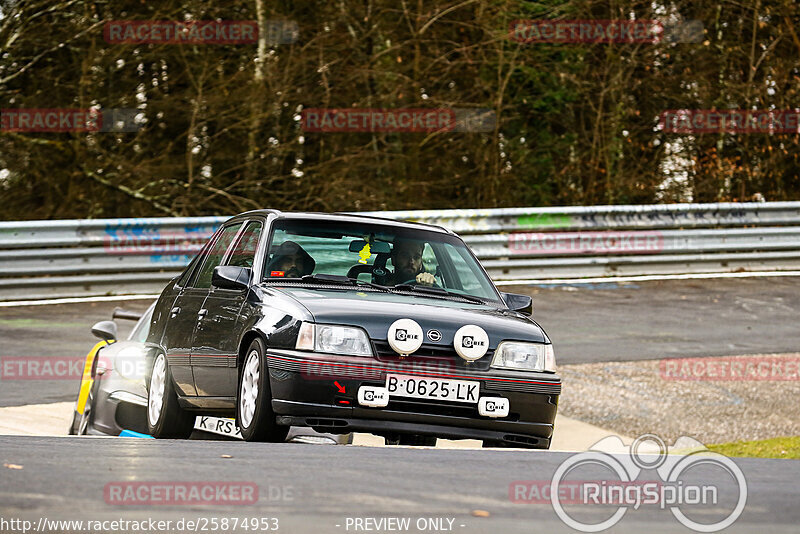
[
  {"xmin": 191, "ymin": 223, "xmax": 243, "ymax": 289},
  {"xmin": 176, "ymin": 253, "xmax": 202, "ymax": 288},
  {"xmin": 227, "ymin": 221, "xmax": 262, "ymax": 269}
]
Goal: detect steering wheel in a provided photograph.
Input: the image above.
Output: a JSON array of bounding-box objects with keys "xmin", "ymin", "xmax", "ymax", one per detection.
[{"xmin": 397, "ymin": 277, "xmax": 441, "ymax": 288}]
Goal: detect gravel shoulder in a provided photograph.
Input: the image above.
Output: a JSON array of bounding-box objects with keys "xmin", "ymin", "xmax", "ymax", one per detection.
[
  {"xmin": 557, "ymin": 353, "xmax": 800, "ymax": 444},
  {"xmin": 504, "ymin": 275, "xmax": 800, "ymax": 364}
]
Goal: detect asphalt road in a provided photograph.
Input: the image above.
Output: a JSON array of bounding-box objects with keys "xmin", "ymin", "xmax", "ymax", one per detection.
[
  {"xmin": 1, "ymin": 436, "xmax": 797, "ymax": 534},
  {"xmin": 1, "ymin": 279, "xmax": 798, "ymax": 534},
  {"xmin": 1, "ymin": 276, "xmax": 799, "ymax": 407},
  {"xmin": 0, "ymin": 298, "xmax": 153, "ymax": 407}
]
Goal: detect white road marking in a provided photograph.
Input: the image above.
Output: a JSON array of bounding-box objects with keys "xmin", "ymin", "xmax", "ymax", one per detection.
[{"xmin": 0, "ymin": 294, "xmax": 160, "ymax": 308}]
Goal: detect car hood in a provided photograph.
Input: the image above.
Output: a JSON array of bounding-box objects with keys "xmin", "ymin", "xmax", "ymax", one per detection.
[{"xmin": 270, "ymin": 286, "xmax": 548, "ymax": 346}]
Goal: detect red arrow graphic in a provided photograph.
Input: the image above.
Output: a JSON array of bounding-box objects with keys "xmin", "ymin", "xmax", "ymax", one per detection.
[{"xmin": 334, "ymin": 381, "xmax": 346, "ymax": 393}]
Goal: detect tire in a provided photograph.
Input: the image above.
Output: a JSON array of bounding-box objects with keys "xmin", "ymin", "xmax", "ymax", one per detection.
[
  {"xmin": 236, "ymin": 338, "xmax": 289, "ymax": 442},
  {"xmin": 147, "ymin": 353, "xmax": 194, "ymax": 439},
  {"xmin": 385, "ymin": 434, "xmax": 437, "ymax": 447}
]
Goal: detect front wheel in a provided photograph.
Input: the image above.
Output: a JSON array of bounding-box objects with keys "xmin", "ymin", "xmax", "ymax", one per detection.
[
  {"xmin": 147, "ymin": 353, "xmax": 194, "ymax": 439},
  {"xmin": 237, "ymin": 338, "xmax": 289, "ymax": 442}
]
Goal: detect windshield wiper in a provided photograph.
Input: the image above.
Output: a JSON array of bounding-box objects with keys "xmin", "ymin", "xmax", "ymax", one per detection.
[
  {"xmin": 392, "ymin": 284, "xmax": 487, "ymax": 304},
  {"xmin": 278, "ymin": 274, "xmax": 486, "ymax": 303},
  {"xmin": 298, "ymin": 274, "xmax": 390, "ymax": 291}
]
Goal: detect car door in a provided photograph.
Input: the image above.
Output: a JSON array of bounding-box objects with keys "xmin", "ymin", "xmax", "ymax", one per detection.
[
  {"xmin": 164, "ymin": 222, "xmax": 243, "ymax": 396},
  {"xmin": 192, "ymin": 219, "xmax": 263, "ymax": 397}
]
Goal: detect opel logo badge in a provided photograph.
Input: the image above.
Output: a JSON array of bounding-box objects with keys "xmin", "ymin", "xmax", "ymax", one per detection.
[{"xmin": 427, "ymin": 329, "xmax": 442, "ymax": 342}]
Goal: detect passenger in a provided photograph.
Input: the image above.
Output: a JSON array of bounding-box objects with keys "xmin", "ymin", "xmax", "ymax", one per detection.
[
  {"xmin": 267, "ymin": 241, "xmax": 315, "ymax": 278},
  {"xmin": 387, "ymin": 239, "xmax": 435, "ymax": 286}
]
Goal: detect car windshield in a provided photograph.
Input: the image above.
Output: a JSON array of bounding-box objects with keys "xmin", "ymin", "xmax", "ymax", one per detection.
[
  {"xmin": 128, "ymin": 304, "xmax": 155, "ymax": 342},
  {"xmin": 263, "ymin": 218, "xmax": 501, "ymax": 302}
]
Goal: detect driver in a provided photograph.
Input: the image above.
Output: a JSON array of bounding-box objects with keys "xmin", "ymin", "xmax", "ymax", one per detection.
[
  {"xmin": 387, "ymin": 239, "xmax": 435, "ymax": 286},
  {"xmin": 267, "ymin": 241, "xmax": 315, "ymax": 278}
]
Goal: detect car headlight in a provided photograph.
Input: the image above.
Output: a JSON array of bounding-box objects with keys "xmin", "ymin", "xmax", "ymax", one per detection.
[
  {"xmin": 491, "ymin": 342, "xmax": 556, "ymax": 372},
  {"xmin": 295, "ymin": 322, "xmax": 373, "ymax": 357},
  {"xmin": 112, "ymin": 347, "xmax": 148, "ymax": 380}
]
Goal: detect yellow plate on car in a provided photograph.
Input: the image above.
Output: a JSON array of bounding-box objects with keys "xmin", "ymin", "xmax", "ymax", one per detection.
[{"xmin": 75, "ymin": 340, "xmax": 110, "ymax": 414}]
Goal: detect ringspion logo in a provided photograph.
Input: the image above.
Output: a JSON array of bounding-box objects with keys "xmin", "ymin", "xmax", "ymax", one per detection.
[{"xmin": 512, "ymin": 434, "xmax": 747, "ymax": 532}]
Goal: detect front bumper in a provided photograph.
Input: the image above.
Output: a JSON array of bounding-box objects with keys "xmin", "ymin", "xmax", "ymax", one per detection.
[
  {"xmin": 267, "ymin": 349, "xmax": 560, "ymax": 448},
  {"xmin": 90, "ymin": 385, "xmax": 148, "ymax": 436}
]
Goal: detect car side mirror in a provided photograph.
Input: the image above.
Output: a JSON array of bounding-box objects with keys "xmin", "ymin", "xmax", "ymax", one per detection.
[
  {"xmin": 91, "ymin": 320, "xmax": 117, "ymax": 342},
  {"xmin": 212, "ymin": 265, "xmax": 251, "ymax": 291},
  {"xmin": 501, "ymin": 292, "xmax": 533, "ymax": 316}
]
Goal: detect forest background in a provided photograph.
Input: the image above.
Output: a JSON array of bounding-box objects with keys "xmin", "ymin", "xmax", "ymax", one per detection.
[{"xmin": 1, "ymin": 0, "xmax": 798, "ymax": 220}]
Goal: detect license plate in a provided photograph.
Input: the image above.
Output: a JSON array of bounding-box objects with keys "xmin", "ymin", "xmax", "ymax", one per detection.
[
  {"xmin": 385, "ymin": 374, "xmax": 479, "ymax": 403},
  {"xmin": 194, "ymin": 416, "xmax": 242, "ymax": 439}
]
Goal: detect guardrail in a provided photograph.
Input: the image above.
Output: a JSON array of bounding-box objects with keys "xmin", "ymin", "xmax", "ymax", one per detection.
[{"xmin": 1, "ymin": 202, "xmax": 800, "ymax": 300}]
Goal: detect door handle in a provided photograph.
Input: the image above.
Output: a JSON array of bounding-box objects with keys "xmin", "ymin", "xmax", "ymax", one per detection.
[{"xmin": 198, "ymin": 309, "xmax": 208, "ymax": 317}]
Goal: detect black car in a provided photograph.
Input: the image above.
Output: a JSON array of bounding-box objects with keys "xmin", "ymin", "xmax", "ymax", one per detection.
[{"xmin": 145, "ymin": 211, "xmax": 560, "ymax": 448}]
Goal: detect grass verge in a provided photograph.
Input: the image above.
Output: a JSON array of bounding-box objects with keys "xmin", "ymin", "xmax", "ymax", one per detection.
[{"xmin": 708, "ymin": 436, "xmax": 800, "ymax": 459}]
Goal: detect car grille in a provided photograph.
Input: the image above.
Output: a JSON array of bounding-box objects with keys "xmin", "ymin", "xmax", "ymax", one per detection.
[{"xmin": 371, "ymin": 340, "xmax": 493, "ymax": 371}]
